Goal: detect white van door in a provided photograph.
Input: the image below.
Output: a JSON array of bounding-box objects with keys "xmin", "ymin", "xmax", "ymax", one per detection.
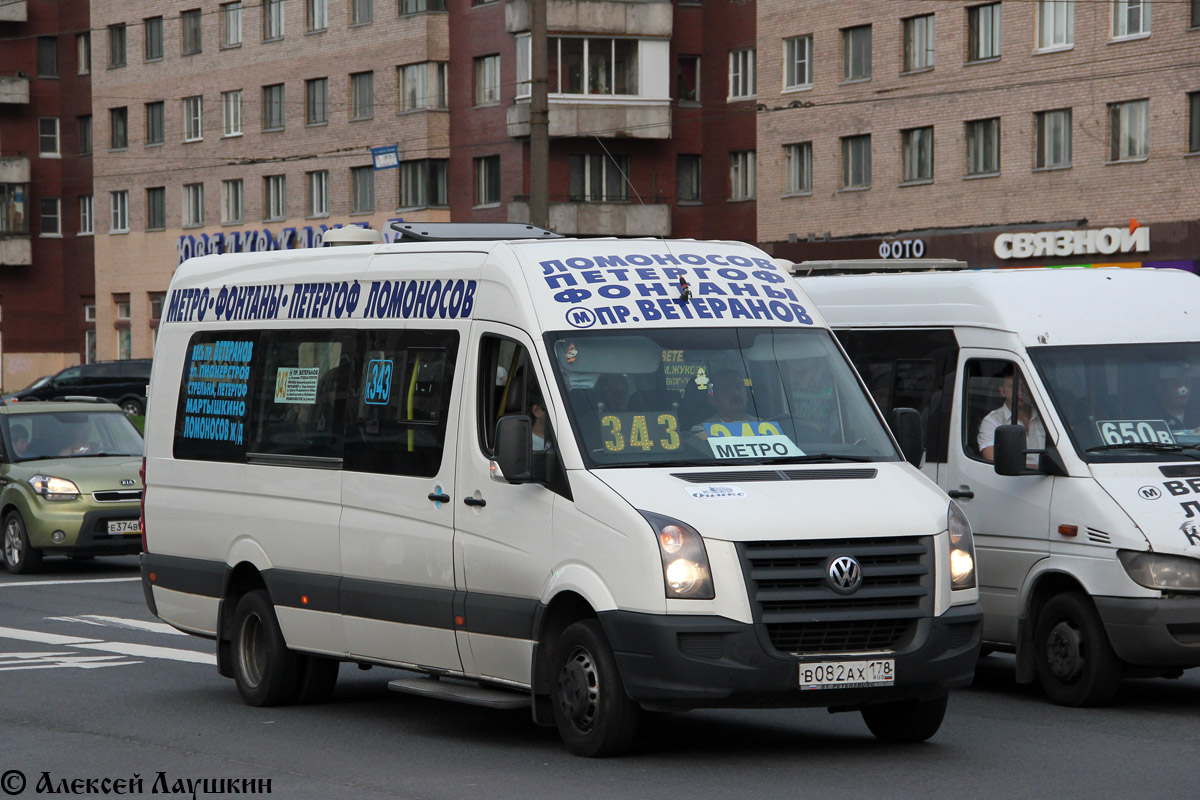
[
  {"xmin": 339, "ymin": 329, "xmax": 464, "ymax": 671},
  {"xmin": 944, "ymin": 354, "xmax": 1054, "ymax": 644},
  {"xmin": 453, "ymin": 324, "xmax": 555, "ymax": 684}
]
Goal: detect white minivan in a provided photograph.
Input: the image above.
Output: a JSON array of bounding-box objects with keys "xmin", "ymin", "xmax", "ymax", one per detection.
[
  {"xmin": 798, "ymin": 261, "xmax": 1200, "ymax": 707},
  {"xmin": 139, "ymin": 225, "xmax": 981, "ymax": 756}
]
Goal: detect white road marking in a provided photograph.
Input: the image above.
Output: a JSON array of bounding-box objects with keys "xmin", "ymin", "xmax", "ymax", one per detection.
[
  {"xmin": 0, "ymin": 626, "xmax": 102, "ymax": 645},
  {"xmin": 72, "ymin": 641, "xmax": 216, "ymax": 665},
  {"xmin": 0, "ymin": 652, "xmax": 140, "ymax": 671},
  {"xmin": 47, "ymin": 615, "xmax": 185, "ymax": 636},
  {"xmin": 0, "ymin": 577, "xmax": 141, "ymax": 588}
]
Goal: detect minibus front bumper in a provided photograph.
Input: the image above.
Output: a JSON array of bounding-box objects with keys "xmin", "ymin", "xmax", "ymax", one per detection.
[
  {"xmin": 1094, "ymin": 594, "xmax": 1200, "ymax": 667},
  {"xmin": 597, "ymin": 604, "xmax": 982, "ymax": 711}
]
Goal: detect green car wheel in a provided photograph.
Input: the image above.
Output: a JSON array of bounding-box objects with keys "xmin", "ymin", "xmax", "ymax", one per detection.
[{"xmin": 3, "ymin": 511, "xmax": 43, "ymax": 575}]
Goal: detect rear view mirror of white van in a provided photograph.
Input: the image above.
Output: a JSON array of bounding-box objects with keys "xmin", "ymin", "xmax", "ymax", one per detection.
[{"xmin": 494, "ymin": 415, "xmax": 533, "ymax": 483}]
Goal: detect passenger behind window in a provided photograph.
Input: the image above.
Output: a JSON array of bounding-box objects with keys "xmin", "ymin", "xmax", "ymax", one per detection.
[{"xmin": 978, "ymin": 367, "xmax": 1045, "ymax": 463}]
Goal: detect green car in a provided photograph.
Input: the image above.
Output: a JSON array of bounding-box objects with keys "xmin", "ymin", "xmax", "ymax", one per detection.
[{"xmin": 1, "ymin": 402, "xmax": 144, "ymax": 574}]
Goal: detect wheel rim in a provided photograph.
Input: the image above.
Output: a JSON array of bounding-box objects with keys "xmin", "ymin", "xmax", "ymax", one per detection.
[
  {"xmin": 557, "ymin": 644, "xmax": 600, "ymax": 735},
  {"xmin": 1046, "ymin": 620, "xmax": 1085, "ymax": 683},
  {"xmin": 237, "ymin": 612, "xmax": 267, "ymax": 688},
  {"xmin": 3, "ymin": 520, "xmax": 21, "ymax": 567}
]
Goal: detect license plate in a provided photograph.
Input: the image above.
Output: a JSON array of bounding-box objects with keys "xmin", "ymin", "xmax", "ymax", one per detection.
[
  {"xmin": 107, "ymin": 520, "xmax": 141, "ymax": 535},
  {"xmin": 799, "ymin": 659, "xmax": 895, "ymax": 690}
]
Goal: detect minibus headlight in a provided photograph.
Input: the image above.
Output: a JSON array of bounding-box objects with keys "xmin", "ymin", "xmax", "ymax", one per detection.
[
  {"xmin": 29, "ymin": 475, "xmax": 81, "ymax": 501},
  {"xmin": 640, "ymin": 511, "xmax": 715, "ymax": 600},
  {"xmin": 1118, "ymin": 551, "xmax": 1200, "ymax": 592},
  {"xmin": 948, "ymin": 501, "xmax": 976, "ymax": 590}
]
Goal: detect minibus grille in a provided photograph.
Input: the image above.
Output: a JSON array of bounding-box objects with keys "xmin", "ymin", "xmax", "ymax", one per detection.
[{"xmin": 739, "ymin": 536, "xmax": 933, "ymax": 655}]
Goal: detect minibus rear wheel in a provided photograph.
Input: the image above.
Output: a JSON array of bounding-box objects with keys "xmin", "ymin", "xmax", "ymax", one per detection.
[
  {"xmin": 860, "ymin": 693, "xmax": 947, "ymax": 743},
  {"xmin": 1033, "ymin": 591, "xmax": 1122, "ymax": 707},
  {"xmin": 551, "ymin": 620, "xmax": 640, "ymax": 757},
  {"xmin": 231, "ymin": 590, "xmax": 301, "ymax": 706}
]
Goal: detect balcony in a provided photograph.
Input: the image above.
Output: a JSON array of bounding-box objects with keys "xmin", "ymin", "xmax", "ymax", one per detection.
[
  {"xmin": 509, "ymin": 197, "xmax": 669, "ymax": 237},
  {"xmin": 0, "ymin": 0, "xmax": 27, "ymax": 23},
  {"xmin": 507, "ymin": 100, "xmax": 670, "ymax": 139},
  {"xmin": 506, "ymin": 0, "xmax": 671, "ymax": 37},
  {"xmin": 0, "ymin": 75, "xmax": 30, "ymax": 105}
]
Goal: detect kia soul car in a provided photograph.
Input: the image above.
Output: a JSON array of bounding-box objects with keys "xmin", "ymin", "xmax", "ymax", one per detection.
[{"xmin": 1, "ymin": 402, "xmax": 144, "ymax": 573}]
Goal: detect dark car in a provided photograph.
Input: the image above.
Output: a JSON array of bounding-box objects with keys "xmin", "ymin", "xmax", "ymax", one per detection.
[{"xmin": 4, "ymin": 360, "xmax": 152, "ymax": 416}]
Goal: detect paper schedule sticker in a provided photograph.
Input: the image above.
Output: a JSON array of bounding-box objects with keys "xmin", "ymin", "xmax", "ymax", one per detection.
[{"xmin": 274, "ymin": 367, "xmax": 320, "ymax": 404}]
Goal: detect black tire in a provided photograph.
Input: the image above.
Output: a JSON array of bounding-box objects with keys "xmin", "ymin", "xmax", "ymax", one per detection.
[
  {"xmin": 550, "ymin": 619, "xmax": 640, "ymax": 757},
  {"xmin": 230, "ymin": 590, "xmax": 301, "ymax": 706},
  {"xmin": 294, "ymin": 655, "xmax": 339, "ymax": 704},
  {"xmin": 3, "ymin": 511, "xmax": 43, "ymax": 575},
  {"xmin": 119, "ymin": 398, "xmax": 144, "ymax": 416},
  {"xmin": 1033, "ymin": 592, "xmax": 1122, "ymax": 707},
  {"xmin": 861, "ymin": 693, "xmax": 948, "ymax": 743}
]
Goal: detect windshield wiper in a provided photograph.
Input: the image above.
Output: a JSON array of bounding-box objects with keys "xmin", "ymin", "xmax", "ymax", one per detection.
[
  {"xmin": 1085, "ymin": 442, "xmax": 1200, "ymax": 459},
  {"xmin": 751, "ymin": 454, "xmax": 875, "ymax": 464}
]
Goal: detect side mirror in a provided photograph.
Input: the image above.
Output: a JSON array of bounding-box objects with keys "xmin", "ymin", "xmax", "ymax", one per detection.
[
  {"xmin": 994, "ymin": 424, "xmax": 1030, "ymax": 476},
  {"xmin": 890, "ymin": 407, "xmax": 924, "ymax": 468},
  {"xmin": 493, "ymin": 415, "xmax": 533, "ymax": 484}
]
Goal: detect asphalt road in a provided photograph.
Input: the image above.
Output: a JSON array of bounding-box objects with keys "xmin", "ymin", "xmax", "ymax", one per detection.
[{"xmin": 2, "ymin": 556, "xmax": 1198, "ymax": 800}]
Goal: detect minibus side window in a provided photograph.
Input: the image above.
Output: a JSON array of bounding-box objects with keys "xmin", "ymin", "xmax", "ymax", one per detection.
[
  {"xmin": 963, "ymin": 359, "xmax": 1046, "ymax": 463},
  {"xmin": 343, "ymin": 329, "xmax": 458, "ymax": 477},
  {"xmin": 477, "ymin": 336, "xmax": 549, "ymax": 456},
  {"xmin": 173, "ymin": 330, "xmax": 258, "ymax": 462}
]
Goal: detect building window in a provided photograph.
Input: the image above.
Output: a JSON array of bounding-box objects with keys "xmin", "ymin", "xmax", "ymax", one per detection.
[
  {"xmin": 515, "ymin": 35, "xmax": 532, "ymax": 97},
  {"xmin": 118, "ymin": 329, "xmax": 132, "ymax": 361},
  {"xmin": 398, "ymin": 62, "xmax": 448, "ymax": 111},
  {"xmin": 968, "ymin": 4, "xmax": 1002, "ymax": 61},
  {"xmin": 399, "ymin": 0, "xmax": 446, "ymax": 14},
  {"xmin": 1034, "ymin": 108, "xmax": 1072, "ymax": 168},
  {"xmin": 79, "ymin": 194, "xmax": 93, "ymax": 234},
  {"xmin": 262, "ymin": 84, "xmax": 285, "ymax": 130},
  {"xmin": 181, "ymin": 10, "xmax": 201, "ymax": 55},
  {"xmin": 263, "ymin": 0, "xmax": 285, "ymax": 41},
  {"xmin": 965, "ymin": 117, "xmax": 1000, "ymax": 175},
  {"xmin": 76, "ymin": 32, "xmax": 91, "ymax": 75},
  {"xmin": 729, "ymin": 150, "xmax": 756, "ymax": 200},
  {"xmin": 842, "ymin": 134, "xmax": 871, "ymax": 188},
  {"xmin": 306, "ymin": 78, "xmax": 329, "ymax": 124},
  {"xmin": 903, "ymin": 15, "xmax": 936, "ymax": 72},
  {"xmin": 264, "ymin": 175, "xmax": 287, "ymax": 220},
  {"xmin": 1038, "ymin": 1, "xmax": 1074, "ymax": 49},
  {"xmin": 728, "ymin": 48, "xmax": 756, "ymax": 99},
  {"xmin": 38, "ymin": 118, "xmax": 59, "ymax": 156},
  {"xmin": 677, "ymin": 55, "xmax": 700, "ymax": 102},
  {"xmin": 110, "ymin": 190, "xmax": 129, "ymax": 232},
  {"xmin": 352, "ymin": 0, "xmax": 373, "ymax": 24},
  {"xmin": 784, "ymin": 142, "xmax": 812, "ymax": 194},
  {"xmin": 398, "ymin": 159, "xmax": 449, "ymax": 208},
  {"xmin": 40, "ymin": 198, "xmax": 60, "ymax": 236},
  {"xmin": 1189, "ymin": 92, "xmax": 1200, "ymax": 154},
  {"xmin": 783, "ymin": 36, "xmax": 812, "ymax": 90},
  {"xmin": 475, "ymin": 156, "xmax": 500, "ymax": 206},
  {"xmin": 1, "ymin": 184, "xmax": 30, "ymax": 234},
  {"xmin": 1113, "ymin": 0, "xmax": 1149, "ymax": 38},
  {"xmin": 221, "ymin": 2, "xmax": 243, "ymax": 47},
  {"xmin": 1193, "ymin": 0, "xmax": 1200, "ymax": 27},
  {"xmin": 901, "ymin": 127, "xmax": 934, "ymax": 183},
  {"xmin": 108, "ymin": 24, "xmax": 127, "ymax": 67},
  {"xmin": 183, "ymin": 96, "xmax": 203, "ymax": 142},
  {"xmin": 182, "ymin": 183, "xmax": 204, "ymax": 227},
  {"xmin": 475, "ymin": 56, "xmax": 500, "ymax": 105},
  {"xmin": 37, "ymin": 37, "xmax": 58, "ymax": 77},
  {"xmin": 110, "ymin": 107, "xmax": 128, "ymax": 149},
  {"xmin": 569, "ymin": 154, "xmax": 630, "ymax": 202},
  {"xmin": 350, "ymin": 72, "xmax": 375, "ymax": 120},
  {"xmin": 143, "ymin": 17, "xmax": 163, "ymax": 60},
  {"xmin": 351, "ymin": 166, "xmax": 374, "ymax": 213},
  {"xmin": 78, "ymin": 115, "xmax": 92, "ymax": 154},
  {"xmin": 221, "ymin": 179, "xmax": 244, "ymax": 223},
  {"xmin": 146, "ymin": 186, "xmax": 166, "ymax": 230},
  {"xmin": 547, "ymin": 38, "xmax": 639, "ymax": 96},
  {"xmin": 222, "ymin": 90, "xmax": 242, "ymax": 135},
  {"xmin": 145, "ymin": 102, "xmax": 164, "ymax": 146},
  {"xmin": 677, "ymin": 154, "xmax": 701, "ymax": 202},
  {"xmin": 843, "ymin": 25, "xmax": 872, "ymax": 80},
  {"xmin": 308, "ymin": 0, "xmax": 328, "ymax": 31},
  {"xmin": 307, "ymin": 170, "xmax": 329, "ymax": 216},
  {"xmin": 1109, "ymin": 99, "xmax": 1149, "ymax": 161}
]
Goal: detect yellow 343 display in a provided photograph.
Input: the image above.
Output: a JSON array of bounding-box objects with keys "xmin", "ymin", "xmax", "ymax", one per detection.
[{"xmin": 602, "ymin": 413, "xmax": 681, "ymax": 452}]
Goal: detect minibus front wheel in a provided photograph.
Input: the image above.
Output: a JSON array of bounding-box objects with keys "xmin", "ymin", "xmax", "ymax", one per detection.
[{"xmin": 551, "ymin": 620, "xmax": 640, "ymax": 757}]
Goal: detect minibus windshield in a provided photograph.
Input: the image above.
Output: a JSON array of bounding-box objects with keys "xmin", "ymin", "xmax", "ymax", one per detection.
[
  {"xmin": 547, "ymin": 327, "xmax": 900, "ymax": 468},
  {"xmin": 1031, "ymin": 342, "xmax": 1200, "ymax": 462}
]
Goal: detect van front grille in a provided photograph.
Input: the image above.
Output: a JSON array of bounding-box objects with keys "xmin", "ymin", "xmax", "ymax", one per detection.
[{"xmin": 740, "ymin": 536, "xmax": 932, "ymax": 655}]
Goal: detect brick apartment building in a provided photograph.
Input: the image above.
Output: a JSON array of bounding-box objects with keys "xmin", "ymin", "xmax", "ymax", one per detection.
[
  {"xmin": 89, "ymin": 0, "xmax": 759, "ymax": 362},
  {"xmin": 755, "ymin": 0, "xmax": 1200, "ymax": 271},
  {"xmin": 0, "ymin": 0, "xmax": 94, "ymax": 390}
]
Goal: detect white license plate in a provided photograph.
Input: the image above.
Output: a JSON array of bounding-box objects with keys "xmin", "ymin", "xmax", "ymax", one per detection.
[
  {"xmin": 799, "ymin": 659, "xmax": 895, "ymax": 690},
  {"xmin": 107, "ymin": 520, "xmax": 141, "ymax": 535}
]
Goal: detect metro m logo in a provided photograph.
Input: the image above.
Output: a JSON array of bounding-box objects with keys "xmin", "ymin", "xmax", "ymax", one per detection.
[{"xmin": 565, "ymin": 308, "xmax": 597, "ymax": 329}]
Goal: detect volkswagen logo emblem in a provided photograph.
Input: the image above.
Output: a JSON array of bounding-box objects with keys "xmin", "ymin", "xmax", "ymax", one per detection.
[{"xmin": 827, "ymin": 556, "xmax": 863, "ymax": 594}]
